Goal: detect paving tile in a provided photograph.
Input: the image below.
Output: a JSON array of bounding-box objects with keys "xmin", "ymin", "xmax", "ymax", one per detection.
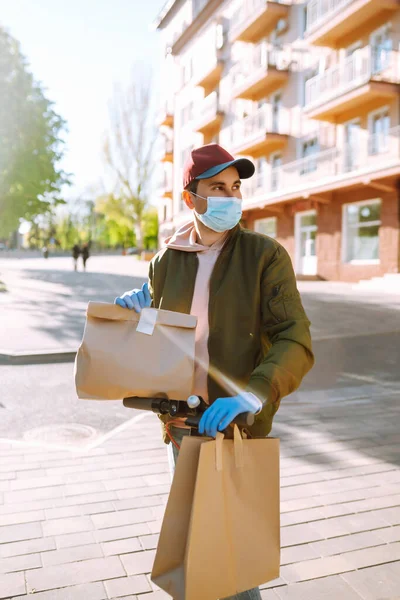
[
  {"xmin": 116, "ymin": 485, "xmax": 171, "ymax": 500},
  {"xmin": 0, "ymin": 497, "xmax": 56, "ymax": 515},
  {"xmin": 104, "ymin": 575, "xmax": 152, "ymax": 597},
  {"xmin": 311, "ymin": 530, "xmax": 388, "ymax": 557},
  {"xmin": 147, "ymin": 520, "xmax": 163, "ymax": 534},
  {"xmin": 61, "ymin": 491, "xmax": 118, "ymax": 506},
  {"xmin": 0, "ymin": 509, "xmax": 45, "ymax": 526},
  {"xmin": 11, "ymin": 582, "xmax": 107, "ymax": 600},
  {"xmin": 120, "ymin": 550, "xmax": 156, "ymax": 575},
  {"xmin": 0, "ymin": 552, "xmax": 41, "ymax": 574},
  {"xmin": 0, "ymin": 536, "xmax": 56, "ymax": 558},
  {"xmin": 91, "ymin": 508, "xmax": 153, "ymax": 530},
  {"xmin": 0, "ymin": 521, "xmax": 42, "ymax": 543},
  {"xmin": 274, "ymin": 575, "xmax": 362, "ymax": 599},
  {"xmin": 281, "ymin": 523, "xmax": 322, "ymax": 548},
  {"xmin": 260, "ymin": 591, "xmax": 280, "ymax": 600},
  {"xmin": 104, "ymin": 476, "xmax": 147, "ymax": 491},
  {"xmin": 10, "ymin": 475, "xmax": 64, "ymax": 490},
  {"xmin": 280, "ymin": 544, "xmax": 320, "ymax": 565},
  {"xmin": 345, "ymin": 541, "xmax": 400, "ymax": 569},
  {"xmin": 41, "ymin": 543, "xmax": 103, "ymax": 566},
  {"xmin": 102, "ymin": 537, "xmax": 142, "ymax": 556},
  {"xmin": 375, "ymin": 524, "xmax": 400, "ymax": 543},
  {"xmin": 311, "ymin": 511, "xmax": 391, "ymax": 539},
  {"xmin": 0, "ymin": 572, "xmax": 26, "ymax": 598},
  {"xmin": 42, "ymin": 516, "xmax": 94, "ymax": 537},
  {"xmin": 56, "ymin": 531, "xmax": 96, "ymax": 549},
  {"xmin": 376, "ymin": 506, "xmax": 400, "ymax": 526},
  {"xmin": 94, "ymin": 523, "xmax": 150, "ymax": 544},
  {"xmin": 139, "ymin": 534, "xmax": 159, "ymax": 550},
  {"xmin": 281, "ymin": 555, "xmax": 354, "ymax": 583},
  {"xmin": 112, "ymin": 496, "xmax": 164, "ymax": 512},
  {"xmin": 342, "ymin": 560, "xmax": 400, "ymax": 599},
  {"xmin": 26, "ymin": 556, "xmax": 125, "ymax": 592},
  {"xmin": 64, "ymin": 482, "xmax": 106, "ymax": 497},
  {"xmin": 4, "ymin": 485, "xmax": 65, "ymax": 503}
]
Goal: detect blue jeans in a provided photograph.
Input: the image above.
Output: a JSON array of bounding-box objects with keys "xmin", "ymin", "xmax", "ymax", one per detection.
[{"xmin": 167, "ymin": 427, "xmax": 262, "ymax": 600}]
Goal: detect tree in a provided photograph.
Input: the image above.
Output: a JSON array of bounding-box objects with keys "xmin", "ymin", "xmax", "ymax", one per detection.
[
  {"xmin": 0, "ymin": 27, "xmax": 69, "ymax": 238},
  {"xmin": 102, "ymin": 70, "xmax": 157, "ymax": 249}
]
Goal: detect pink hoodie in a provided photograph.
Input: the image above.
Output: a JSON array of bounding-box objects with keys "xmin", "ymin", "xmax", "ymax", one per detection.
[{"xmin": 165, "ymin": 221, "xmax": 228, "ymax": 404}]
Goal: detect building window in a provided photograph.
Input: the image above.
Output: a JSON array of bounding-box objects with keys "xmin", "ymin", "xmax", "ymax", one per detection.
[
  {"xmin": 271, "ymin": 154, "xmax": 282, "ymax": 191},
  {"xmin": 301, "ymin": 138, "xmax": 319, "ymax": 174},
  {"xmin": 254, "ymin": 217, "xmax": 277, "ymax": 239},
  {"xmin": 369, "ymin": 109, "xmax": 390, "ymax": 154},
  {"xmin": 343, "ymin": 200, "xmax": 381, "ymax": 263}
]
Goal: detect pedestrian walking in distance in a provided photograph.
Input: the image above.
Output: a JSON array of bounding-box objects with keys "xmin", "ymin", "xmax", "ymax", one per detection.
[
  {"xmin": 114, "ymin": 143, "xmax": 314, "ymax": 600},
  {"xmin": 82, "ymin": 243, "xmax": 90, "ymax": 271},
  {"xmin": 72, "ymin": 244, "xmax": 81, "ymax": 271}
]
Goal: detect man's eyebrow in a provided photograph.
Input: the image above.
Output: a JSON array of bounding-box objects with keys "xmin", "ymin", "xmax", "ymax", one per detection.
[{"xmin": 208, "ymin": 179, "xmax": 241, "ymax": 186}]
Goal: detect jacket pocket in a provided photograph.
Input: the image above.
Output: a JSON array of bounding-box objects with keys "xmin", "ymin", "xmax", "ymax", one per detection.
[{"xmin": 267, "ymin": 285, "xmax": 286, "ymax": 323}]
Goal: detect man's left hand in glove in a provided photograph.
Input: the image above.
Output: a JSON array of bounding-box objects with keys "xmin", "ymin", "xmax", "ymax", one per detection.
[{"xmin": 198, "ymin": 393, "xmax": 263, "ymax": 438}]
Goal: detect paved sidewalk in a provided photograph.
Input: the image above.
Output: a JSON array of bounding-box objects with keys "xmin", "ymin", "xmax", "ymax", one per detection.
[{"xmin": 0, "ymin": 392, "xmax": 399, "ymax": 600}]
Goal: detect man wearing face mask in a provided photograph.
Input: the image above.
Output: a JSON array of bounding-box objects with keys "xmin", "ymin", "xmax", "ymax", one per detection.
[{"xmin": 116, "ymin": 142, "xmax": 313, "ymax": 457}]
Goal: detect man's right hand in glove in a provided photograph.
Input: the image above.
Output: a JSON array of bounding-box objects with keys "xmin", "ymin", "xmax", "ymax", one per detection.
[{"xmin": 114, "ymin": 282, "xmax": 152, "ymax": 312}]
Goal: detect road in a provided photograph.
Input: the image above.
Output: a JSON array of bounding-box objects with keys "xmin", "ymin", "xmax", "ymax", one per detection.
[{"xmin": 0, "ymin": 255, "xmax": 399, "ymax": 444}]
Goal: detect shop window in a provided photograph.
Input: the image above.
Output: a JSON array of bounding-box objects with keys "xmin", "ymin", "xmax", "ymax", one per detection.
[
  {"xmin": 254, "ymin": 217, "xmax": 277, "ymax": 239},
  {"xmin": 343, "ymin": 200, "xmax": 381, "ymax": 263}
]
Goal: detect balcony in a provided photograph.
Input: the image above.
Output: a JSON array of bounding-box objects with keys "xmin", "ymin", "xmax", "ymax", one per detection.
[
  {"xmin": 193, "ymin": 58, "xmax": 224, "ymax": 95},
  {"xmin": 305, "ymin": 0, "xmax": 399, "ymax": 47},
  {"xmin": 194, "ymin": 92, "xmax": 224, "ymax": 135},
  {"xmin": 230, "ymin": 45, "xmax": 290, "ymax": 101},
  {"xmin": 304, "ymin": 46, "xmax": 400, "ymax": 122},
  {"xmin": 220, "ymin": 105, "xmax": 289, "ymax": 156},
  {"xmin": 230, "ymin": 0, "xmax": 290, "ymax": 43},
  {"xmin": 158, "ymin": 104, "xmax": 174, "ymax": 128},
  {"xmin": 241, "ymin": 126, "xmax": 400, "ymax": 209},
  {"xmin": 161, "ymin": 139, "xmax": 173, "ymax": 163}
]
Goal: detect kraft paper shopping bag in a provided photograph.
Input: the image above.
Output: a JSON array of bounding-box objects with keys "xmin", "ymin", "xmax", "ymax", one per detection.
[
  {"xmin": 152, "ymin": 426, "xmax": 280, "ymax": 600},
  {"xmin": 75, "ymin": 302, "xmax": 197, "ymax": 401}
]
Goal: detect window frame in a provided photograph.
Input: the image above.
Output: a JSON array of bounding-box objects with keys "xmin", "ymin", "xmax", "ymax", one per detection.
[
  {"xmin": 342, "ymin": 199, "xmax": 382, "ymax": 265},
  {"xmin": 254, "ymin": 216, "xmax": 277, "ymax": 239}
]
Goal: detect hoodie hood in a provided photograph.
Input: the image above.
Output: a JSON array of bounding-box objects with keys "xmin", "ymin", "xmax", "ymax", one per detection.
[{"xmin": 165, "ymin": 221, "xmax": 227, "ymax": 252}]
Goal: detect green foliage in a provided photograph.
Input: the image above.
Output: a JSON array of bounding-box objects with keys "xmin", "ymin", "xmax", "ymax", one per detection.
[
  {"xmin": 0, "ymin": 27, "xmax": 69, "ymax": 237},
  {"xmin": 142, "ymin": 207, "xmax": 158, "ymax": 249}
]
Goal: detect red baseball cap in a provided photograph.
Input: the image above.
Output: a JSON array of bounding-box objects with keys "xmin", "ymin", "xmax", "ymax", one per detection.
[{"xmin": 183, "ymin": 143, "xmax": 255, "ymax": 189}]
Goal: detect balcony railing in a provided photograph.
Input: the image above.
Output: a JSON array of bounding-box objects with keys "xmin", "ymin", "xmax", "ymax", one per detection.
[
  {"xmin": 305, "ymin": 46, "xmax": 400, "ymax": 110},
  {"xmin": 230, "ymin": 43, "xmax": 290, "ymax": 97},
  {"xmin": 198, "ymin": 91, "xmax": 219, "ymax": 121},
  {"xmin": 220, "ymin": 105, "xmax": 288, "ymax": 150},
  {"xmin": 306, "ymin": 0, "xmax": 352, "ymax": 33},
  {"xmin": 230, "ymin": 0, "xmax": 290, "ymax": 42},
  {"xmin": 242, "ymin": 126, "xmax": 400, "ymax": 203}
]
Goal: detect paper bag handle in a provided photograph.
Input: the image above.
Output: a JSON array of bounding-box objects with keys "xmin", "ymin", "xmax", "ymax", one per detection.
[{"xmin": 215, "ymin": 425, "xmax": 244, "ymax": 471}]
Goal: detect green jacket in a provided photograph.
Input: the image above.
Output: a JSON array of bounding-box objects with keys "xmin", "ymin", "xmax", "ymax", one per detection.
[{"xmin": 148, "ymin": 225, "xmax": 314, "ymax": 443}]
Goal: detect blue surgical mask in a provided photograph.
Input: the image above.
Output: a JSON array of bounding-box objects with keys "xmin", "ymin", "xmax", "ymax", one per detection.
[{"xmin": 192, "ymin": 194, "xmax": 242, "ymax": 233}]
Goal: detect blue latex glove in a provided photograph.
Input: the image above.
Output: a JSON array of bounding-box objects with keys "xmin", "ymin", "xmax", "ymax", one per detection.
[
  {"xmin": 198, "ymin": 393, "xmax": 262, "ymax": 438},
  {"xmin": 114, "ymin": 282, "xmax": 152, "ymax": 312}
]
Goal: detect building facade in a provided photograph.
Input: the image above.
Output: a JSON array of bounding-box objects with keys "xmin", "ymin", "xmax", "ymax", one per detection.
[{"xmin": 154, "ymin": 0, "xmax": 400, "ymax": 281}]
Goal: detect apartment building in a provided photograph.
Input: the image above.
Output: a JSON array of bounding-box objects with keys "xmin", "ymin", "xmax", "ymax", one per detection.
[{"xmin": 154, "ymin": 0, "xmax": 400, "ymax": 282}]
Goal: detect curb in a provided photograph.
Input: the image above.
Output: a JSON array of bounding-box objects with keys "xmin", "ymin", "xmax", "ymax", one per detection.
[{"xmin": 0, "ymin": 348, "xmax": 77, "ymax": 365}]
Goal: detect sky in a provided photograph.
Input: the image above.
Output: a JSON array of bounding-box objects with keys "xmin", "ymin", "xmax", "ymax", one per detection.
[{"xmin": 0, "ymin": 0, "xmax": 166, "ymax": 203}]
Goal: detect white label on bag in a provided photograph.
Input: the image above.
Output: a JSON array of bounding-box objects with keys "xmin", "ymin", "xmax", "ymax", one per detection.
[{"xmin": 136, "ymin": 308, "xmax": 157, "ymax": 335}]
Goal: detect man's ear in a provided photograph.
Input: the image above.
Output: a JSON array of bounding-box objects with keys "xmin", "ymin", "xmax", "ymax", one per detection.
[{"xmin": 182, "ymin": 190, "xmax": 195, "ymax": 209}]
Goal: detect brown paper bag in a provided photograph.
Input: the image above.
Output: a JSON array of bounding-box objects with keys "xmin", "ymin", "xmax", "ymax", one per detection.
[
  {"xmin": 152, "ymin": 427, "xmax": 280, "ymax": 600},
  {"xmin": 75, "ymin": 302, "xmax": 197, "ymax": 401}
]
